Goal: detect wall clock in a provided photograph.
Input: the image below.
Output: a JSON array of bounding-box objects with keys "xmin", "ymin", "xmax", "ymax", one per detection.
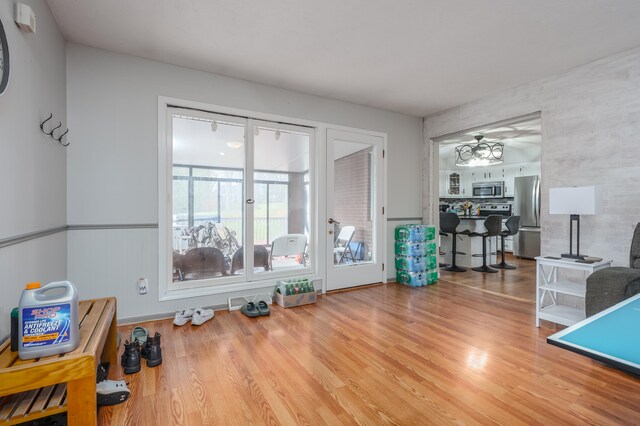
[{"xmin": 0, "ymin": 18, "xmax": 9, "ymax": 95}]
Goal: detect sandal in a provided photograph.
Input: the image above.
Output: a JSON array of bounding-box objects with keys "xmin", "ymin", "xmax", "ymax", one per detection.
[
  {"xmin": 240, "ymin": 302, "xmax": 260, "ymax": 318},
  {"xmin": 257, "ymin": 301, "xmax": 270, "ymax": 316}
]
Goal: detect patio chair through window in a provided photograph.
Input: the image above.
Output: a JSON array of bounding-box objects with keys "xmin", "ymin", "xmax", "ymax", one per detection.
[{"xmin": 334, "ymin": 225, "xmax": 356, "ymax": 264}]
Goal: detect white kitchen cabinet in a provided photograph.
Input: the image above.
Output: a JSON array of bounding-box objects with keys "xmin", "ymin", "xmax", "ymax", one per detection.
[
  {"xmin": 503, "ymin": 165, "xmax": 517, "ymax": 197},
  {"xmin": 504, "ymin": 236, "xmax": 513, "ymax": 252},
  {"xmin": 497, "ymin": 219, "xmax": 513, "ymax": 253},
  {"xmin": 470, "ymin": 167, "xmax": 502, "ymax": 183},
  {"xmin": 442, "ymin": 170, "xmax": 469, "ymax": 197},
  {"xmin": 459, "ymin": 172, "xmax": 468, "ymax": 196},
  {"xmin": 514, "ymin": 161, "xmax": 540, "ymax": 178},
  {"xmin": 442, "ymin": 161, "xmax": 540, "ymax": 199}
]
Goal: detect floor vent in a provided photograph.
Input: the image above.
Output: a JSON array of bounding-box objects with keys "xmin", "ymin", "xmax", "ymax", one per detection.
[{"xmin": 227, "ymin": 293, "xmax": 273, "ymax": 311}]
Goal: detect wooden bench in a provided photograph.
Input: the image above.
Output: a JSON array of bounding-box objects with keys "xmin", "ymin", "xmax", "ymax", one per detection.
[{"xmin": 0, "ymin": 298, "xmax": 117, "ymax": 425}]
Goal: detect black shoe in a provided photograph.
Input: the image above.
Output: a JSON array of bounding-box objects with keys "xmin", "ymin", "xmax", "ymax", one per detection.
[
  {"xmin": 96, "ymin": 362, "xmax": 110, "ymax": 383},
  {"xmin": 121, "ymin": 339, "xmax": 141, "ymax": 374},
  {"xmin": 145, "ymin": 332, "xmax": 162, "ymax": 368}
]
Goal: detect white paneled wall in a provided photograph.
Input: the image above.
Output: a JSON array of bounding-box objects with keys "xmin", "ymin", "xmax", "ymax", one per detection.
[
  {"xmin": 0, "ymin": 1, "xmax": 67, "ymax": 340},
  {"xmin": 67, "ymin": 44, "xmax": 423, "ymax": 320},
  {"xmin": 0, "ymin": 234, "xmax": 67, "ymax": 340},
  {"xmin": 67, "ymin": 229, "xmax": 291, "ymax": 320},
  {"xmin": 424, "ymin": 47, "xmax": 640, "ymax": 267}
]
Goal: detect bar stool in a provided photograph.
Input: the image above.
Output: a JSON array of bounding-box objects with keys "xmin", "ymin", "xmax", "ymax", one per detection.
[
  {"xmin": 491, "ymin": 215, "xmax": 520, "ymax": 270},
  {"xmin": 439, "ymin": 212, "xmax": 470, "ymax": 272},
  {"xmin": 468, "ymin": 215, "xmax": 503, "ymax": 273}
]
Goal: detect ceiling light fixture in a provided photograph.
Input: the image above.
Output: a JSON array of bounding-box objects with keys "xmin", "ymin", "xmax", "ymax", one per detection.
[
  {"xmin": 211, "ymin": 121, "xmax": 218, "ymax": 132},
  {"xmin": 455, "ymin": 135, "xmax": 504, "ymax": 167},
  {"xmin": 275, "ymin": 129, "xmax": 281, "ymax": 140}
]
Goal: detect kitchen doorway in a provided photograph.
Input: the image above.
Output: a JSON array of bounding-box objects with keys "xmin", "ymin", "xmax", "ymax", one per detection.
[{"xmin": 433, "ymin": 112, "xmax": 541, "ymax": 302}]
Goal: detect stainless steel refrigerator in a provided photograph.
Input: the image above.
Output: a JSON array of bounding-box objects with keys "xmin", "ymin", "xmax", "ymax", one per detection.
[{"xmin": 513, "ymin": 175, "xmax": 541, "ymax": 259}]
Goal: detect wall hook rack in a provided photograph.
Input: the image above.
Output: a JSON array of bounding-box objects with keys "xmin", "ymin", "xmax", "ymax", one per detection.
[
  {"xmin": 57, "ymin": 129, "xmax": 69, "ymax": 146},
  {"xmin": 40, "ymin": 113, "xmax": 70, "ymax": 147}
]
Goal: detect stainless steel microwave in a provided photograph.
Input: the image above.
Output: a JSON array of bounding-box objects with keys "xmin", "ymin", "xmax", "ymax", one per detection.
[{"xmin": 472, "ymin": 181, "xmax": 504, "ymax": 198}]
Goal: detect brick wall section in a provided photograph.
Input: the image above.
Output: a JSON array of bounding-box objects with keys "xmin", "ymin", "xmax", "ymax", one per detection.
[{"xmin": 334, "ymin": 148, "xmax": 373, "ymax": 259}]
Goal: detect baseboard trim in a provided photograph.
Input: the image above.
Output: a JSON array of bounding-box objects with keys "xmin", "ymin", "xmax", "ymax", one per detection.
[{"xmin": 116, "ymin": 303, "xmax": 232, "ymax": 326}]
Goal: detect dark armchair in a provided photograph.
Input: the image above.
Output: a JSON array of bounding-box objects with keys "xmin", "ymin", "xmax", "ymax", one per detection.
[
  {"xmin": 585, "ymin": 223, "xmax": 640, "ymax": 317},
  {"xmin": 181, "ymin": 247, "xmax": 227, "ymax": 280}
]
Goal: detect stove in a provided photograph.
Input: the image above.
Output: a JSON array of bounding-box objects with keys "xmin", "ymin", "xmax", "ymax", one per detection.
[{"xmin": 478, "ymin": 203, "xmax": 511, "ymax": 217}]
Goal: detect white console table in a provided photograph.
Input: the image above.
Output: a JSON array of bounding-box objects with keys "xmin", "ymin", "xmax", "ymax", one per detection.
[{"xmin": 535, "ymin": 256, "xmax": 612, "ymax": 327}]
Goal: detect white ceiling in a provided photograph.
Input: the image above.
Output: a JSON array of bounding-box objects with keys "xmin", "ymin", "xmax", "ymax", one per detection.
[
  {"xmin": 47, "ymin": 1, "xmax": 640, "ymax": 117},
  {"xmin": 439, "ymin": 117, "xmax": 540, "ymax": 168}
]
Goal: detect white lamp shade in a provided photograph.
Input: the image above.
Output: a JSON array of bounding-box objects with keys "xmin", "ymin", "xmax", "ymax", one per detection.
[{"xmin": 549, "ymin": 186, "xmax": 601, "ymax": 215}]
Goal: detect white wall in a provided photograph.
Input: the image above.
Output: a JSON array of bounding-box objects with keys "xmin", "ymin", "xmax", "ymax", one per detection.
[
  {"xmin": 423, "ymin": 47, "xmax": 640, "ymax": 267},
  {"xmin": 66, "ymin": 43, "xmax": 423, "ymax": 320},
  {"xmin": 0, "ymin": 1, "xmax": 67, "ymax": 340}
]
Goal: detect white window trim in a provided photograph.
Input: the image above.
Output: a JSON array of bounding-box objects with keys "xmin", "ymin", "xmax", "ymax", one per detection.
[{"xmin": 158, "ymin": 96, "xmax": 387, "ymax": 302}]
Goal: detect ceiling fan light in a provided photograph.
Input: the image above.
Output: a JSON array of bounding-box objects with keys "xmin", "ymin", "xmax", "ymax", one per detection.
[{"xmin": 454, "ymin": 135, "xmax": 504, "ymax": 167}]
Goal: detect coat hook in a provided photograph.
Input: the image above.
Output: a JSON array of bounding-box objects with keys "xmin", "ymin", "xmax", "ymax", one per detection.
[
  {"xmin": 48, "ymin": 122, "xmax": 62, "ymax": 137},
  {"xmin": 57, "ymin": 129, "xmax": 70, "ymax": 146},
  {"xmin": 40, "ymin": 113, "xmax": 53, "ymax": 133}
]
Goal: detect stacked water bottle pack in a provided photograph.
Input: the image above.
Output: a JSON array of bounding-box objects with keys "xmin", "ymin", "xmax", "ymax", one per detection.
[{"xmin": 395, "ymin": 224, "xmax": 438, "ymax": 287}]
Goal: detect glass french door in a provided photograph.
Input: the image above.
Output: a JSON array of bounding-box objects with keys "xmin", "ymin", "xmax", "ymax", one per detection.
[
  {"xmin": 250, "ymin": 120, "xmax": 313, "ymax": 277},
  {"xmin": 166, "ymin": 108, "xmax": 313, "ymax": 290},
  {"xmin": 326, "ymin": 129, "xmax": 385, "ymax": 291}
]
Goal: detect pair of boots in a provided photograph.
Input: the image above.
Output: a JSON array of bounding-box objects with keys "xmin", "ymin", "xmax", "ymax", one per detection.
[{"xmin": 121, "ymin": 332, "xmax": 162, "ymax": 374}]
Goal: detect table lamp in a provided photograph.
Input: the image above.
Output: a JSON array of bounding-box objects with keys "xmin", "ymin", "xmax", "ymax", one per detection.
[{"xmin": 549, "ymin": 186, "xmax": 601, "ymax": 259}]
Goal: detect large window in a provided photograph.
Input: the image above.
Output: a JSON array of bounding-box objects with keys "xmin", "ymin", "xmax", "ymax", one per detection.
[
  {"xmin": 172, "ymin": 166, "xmax": 290, "ymax": 248},
  {"xmin": 167, "ymin": 110, "xmax": 313, "ymax": 289}
]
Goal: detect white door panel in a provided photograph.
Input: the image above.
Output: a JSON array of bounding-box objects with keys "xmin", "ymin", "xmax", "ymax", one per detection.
[{"xmin": 326, "ymin": 129, "xmax": 385, "ymax": 291}]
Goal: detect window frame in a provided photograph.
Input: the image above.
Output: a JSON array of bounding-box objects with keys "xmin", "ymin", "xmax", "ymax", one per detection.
[{"xmin": 159, "ymin": 105, "xmax": 317, "ymax": 300}]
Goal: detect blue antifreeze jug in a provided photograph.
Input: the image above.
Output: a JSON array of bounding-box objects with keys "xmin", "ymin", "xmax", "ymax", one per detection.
[{"xmin": 18, "ymin": 281, "xmax": 79, "ymax": 360}]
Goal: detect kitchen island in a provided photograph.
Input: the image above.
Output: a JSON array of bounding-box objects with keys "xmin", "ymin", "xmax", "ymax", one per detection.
[{"xmin": 440, "ymin": 216, "xmax": 498, "ymax": 269}]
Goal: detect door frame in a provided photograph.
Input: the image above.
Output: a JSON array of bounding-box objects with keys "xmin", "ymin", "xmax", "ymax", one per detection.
[{"xmin": 325, "ymin": 128, "xmax": 387, "ymax": 291}]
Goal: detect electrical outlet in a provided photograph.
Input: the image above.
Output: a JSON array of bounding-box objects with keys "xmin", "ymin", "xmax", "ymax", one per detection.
[{"xmin": 137, "ymin": 278, "xmax": 148, "ymax": 295}]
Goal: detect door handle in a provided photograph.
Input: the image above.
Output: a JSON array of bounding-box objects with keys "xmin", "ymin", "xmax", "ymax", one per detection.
[{"xmin": 328, "ymin": 218, "xmax": 339, "ymax": 224}]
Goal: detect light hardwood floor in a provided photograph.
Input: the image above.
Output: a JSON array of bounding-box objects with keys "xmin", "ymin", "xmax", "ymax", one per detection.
[
  {"xmin": 439, "ymin": 254, "xmax": 537, "ymax": 302},
  {"xmin": 101, "ymin": 281, "xmax": 640, "ymax": 425}
]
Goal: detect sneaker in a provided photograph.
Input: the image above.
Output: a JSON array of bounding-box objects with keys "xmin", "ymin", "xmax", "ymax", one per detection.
[
  {"xmin": 191, "ymin": 308, "xmax": 214, "ymax": 326},
  {"xmin": 96, "ymin": 380, "xmax": 130, "ymax": 406},
  {"xmin": 173, "ymin": 308, "xmax": 195, "ymax": 326}
]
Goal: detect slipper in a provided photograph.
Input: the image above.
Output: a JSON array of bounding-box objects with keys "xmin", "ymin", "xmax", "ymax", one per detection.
[
  {"xmin": 131, "ymin": 326, "xmax": 148, "ymax": 345},
  {"xmin": 257, "ymin": 301, "xmax": 270, "ymax": 316},
  {"xmin": 240, "ymin": 302, "xmax": 260, "ymax": 318}
]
